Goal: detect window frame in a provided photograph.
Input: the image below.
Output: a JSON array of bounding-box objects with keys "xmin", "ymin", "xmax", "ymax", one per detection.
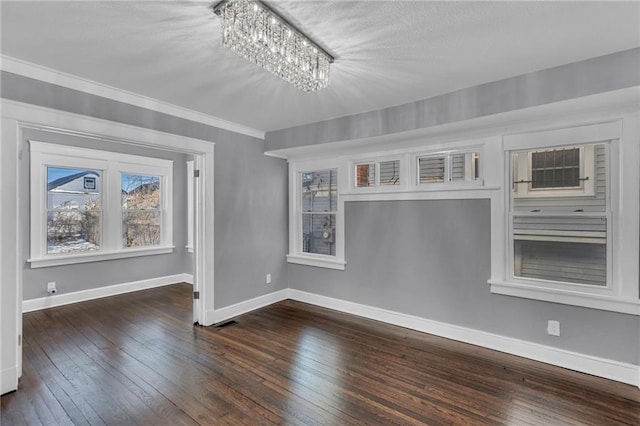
[
  {"xmin": 350, "ymin": 154, "xmax": 405, "ymax": 192},
  {"xmin": 508, "ymin": 140, "xmax": 612, "ymax": 294},
  {"xmin": 300, "ymin": 169, "xmax": 338, "ymax": 257},
  {"xmin": 489, "ymin": 120, "xmax": 640, "ymax": 315},
  {"xmin": 287, "ymin": 159, "xmax": 345, "ymax": 270},
  {"xmin": 29, "ymin": 141, "xmax": 174, "ymax": 268},
  {"xmin": 413, "ymin": 148, "xmax": 483, "ymax": 188}
]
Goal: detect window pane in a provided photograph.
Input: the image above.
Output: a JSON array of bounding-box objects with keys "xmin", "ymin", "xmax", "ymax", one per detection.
[
  {"xmin": 379, "ymin": 160, "xmax": 400, "ymax": 186},
  {"xmin": 418, "ymin": 156, "xmax": 445, "ymax": 183},
  {"xmin": 47, "ymin": 167, "xmax": 101, "ymax": 209},
  {"xmin": 514, "ymin": 240, "xmax": 606, "ymax": 286},
  {"xmin": 355, "ymin": 163, "xmax": 375, "ymax": 187},
  {"xmin": 47, "ymin": 167, "xmax": 101, "ymax": 254},
  {"xmin": 122, "ymin": 174, "xmax": 161, "ymax": 209},
  {"xmin": 47, "ymin": 210, "xmax": 101, "ymax": 254},
  {"xmin": 531, "ymin": 148, "xmax": 580, "ymax": 188},
  {"xmin": 302, "ymin": 213, "xmax": 336, "ymax": 256},
  {"xmin": 122, "ymin": 174, "xmax": 161, "ymax": 248},
  {"xmin": 123, "ymin": 211, "xmax": 161, "ymax": 247},
  {"xmin": 302, "ymin": 169, "xmax": 337, "ymax": 212},
  {"xmin": 513, "ymin": 144, "xmax": 605, "ymax": 211},
  {"xmin": 513, "ymin": 215, "xmax": 607, "ymax": 286}
]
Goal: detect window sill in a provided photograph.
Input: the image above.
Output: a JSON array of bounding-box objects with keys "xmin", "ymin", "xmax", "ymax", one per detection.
[
  {"xmin": 341, "ymin": 185, "xmax": 500, "ymax": 202},
  {"xmin": 286, "ymin": 254, "xmax": 346, "ymax": 270},
  {"xmin": 488, "ymin": 279, "xmax": 640, "ymax": 315},
  {"xmin": 28, "ymin": 246, "xmax": 175, "ymax": 268}
]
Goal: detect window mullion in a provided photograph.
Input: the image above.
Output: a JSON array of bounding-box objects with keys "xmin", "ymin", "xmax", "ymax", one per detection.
[{"xmin": 104, "ymin": 163, "xmax": 120, "ymax": 251}]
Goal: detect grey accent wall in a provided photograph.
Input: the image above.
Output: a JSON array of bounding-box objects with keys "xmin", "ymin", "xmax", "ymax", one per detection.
[
  {"xmin": 265, "ymin": 48, "xmax": 640, "ymax": 150},
  {"xmin": 287, "ymin": 200, "xmax": 639, "ymax": 364},
  {"xmin": 1, "ymin": 73, "xmax": 289, "ymax": 308},
  {"xmin": 212, "ymin": 128, "xmax": 288, "ymax": 308}
]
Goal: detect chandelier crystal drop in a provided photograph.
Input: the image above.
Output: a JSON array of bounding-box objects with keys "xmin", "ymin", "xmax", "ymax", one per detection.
[{"xmin": 213, "ymin": 0, "xmax": 333, "ymax": 92}]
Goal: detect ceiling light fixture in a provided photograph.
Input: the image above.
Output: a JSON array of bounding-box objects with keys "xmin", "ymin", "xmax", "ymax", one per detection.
[{"xmin": 213, "ymin": 0, "xmax": 333, "ymax": 92}]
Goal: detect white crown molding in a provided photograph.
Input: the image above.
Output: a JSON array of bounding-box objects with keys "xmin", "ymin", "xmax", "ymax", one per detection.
[
  {"xmin": 22, "ymin": 273, "xmax": 193, "ymax": 313},
  {"xmin": 266, "ymin": 86, "xmax": 640, "ymax": 161},
  {"xmin": 0, "ymin": 55, "xmax": 265, "ymax": 140}
]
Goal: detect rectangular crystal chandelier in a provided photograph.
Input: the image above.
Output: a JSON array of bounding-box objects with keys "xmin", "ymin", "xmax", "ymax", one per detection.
[{"xmin": 213, "ymin": 0, "xmax": 333, "ymax": 92}]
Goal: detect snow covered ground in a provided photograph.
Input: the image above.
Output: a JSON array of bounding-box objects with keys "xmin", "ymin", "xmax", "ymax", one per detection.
[{"xmin": 47, "ymin": 240, "xmax": 99, "ymax": 254}]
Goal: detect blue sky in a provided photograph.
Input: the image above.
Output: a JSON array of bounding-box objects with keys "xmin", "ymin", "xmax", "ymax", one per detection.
[
  {"xmin": 47, "ymin": 168, "xmax": 158, "ymax": 192},
  {"xmin": 47, "ymin": 167, "xmax": 92, "ymax": 183}
]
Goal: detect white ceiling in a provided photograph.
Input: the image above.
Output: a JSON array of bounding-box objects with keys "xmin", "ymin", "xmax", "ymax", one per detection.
[{"xmin": 1, "ymin": 1, "xmax": 639, "ymax": 133}]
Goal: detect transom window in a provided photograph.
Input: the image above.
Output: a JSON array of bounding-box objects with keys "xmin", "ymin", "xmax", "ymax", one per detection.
[
  {"xmin": 354, "ymin": 159, "xmax": 401, "ymax": 188},
  {"xmin": 29, "ymin": 141, "xmax": 173, "ymax": 268},
  {"xmin": 417, "ymin": 151, "xmax": 479, "ymax": 185},
  {"xmin": 418, "ymin": 156, "xmax": 445, "ymax": 183},
  {"xmin": 355, "ymin": 163, "xmax": 375, "ymax": 187},
  {"xmin": 379, "ymin": 160, "xmax": 400, "ymax": 186}
]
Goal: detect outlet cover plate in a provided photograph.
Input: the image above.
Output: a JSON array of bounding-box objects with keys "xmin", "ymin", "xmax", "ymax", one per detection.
[{"xmin": 547, "ymin": 320, "xmax": 560, "ymax": 336}]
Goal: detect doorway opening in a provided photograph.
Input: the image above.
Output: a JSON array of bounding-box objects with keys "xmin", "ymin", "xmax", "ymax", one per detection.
[{"xmin": 1, "ymin": 100, "xmax": 215, "ymax": 394}]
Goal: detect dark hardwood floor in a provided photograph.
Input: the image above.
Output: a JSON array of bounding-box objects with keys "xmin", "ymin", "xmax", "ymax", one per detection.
[{"xmin": 2, "ymin": 284, "xmax": 639, "ymax": 425}]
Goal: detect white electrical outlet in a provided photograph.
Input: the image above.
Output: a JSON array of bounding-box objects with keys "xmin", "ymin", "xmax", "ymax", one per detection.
[
  {"xmin": 266, "ymin": 274, "xmax": 272, "ymax": 284},
  {"xmin": 47, "ymin": 281, "xmax": 57, "ymax": 295},
  {"xmin": 547, "ymin": 320, "xmax": 560, "ymax": 336}
]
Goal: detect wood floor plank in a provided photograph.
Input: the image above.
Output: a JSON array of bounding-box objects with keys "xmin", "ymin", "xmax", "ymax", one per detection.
[{"xmin": 3, "ymin": 283, "xmax": 640, "ymax": 425}]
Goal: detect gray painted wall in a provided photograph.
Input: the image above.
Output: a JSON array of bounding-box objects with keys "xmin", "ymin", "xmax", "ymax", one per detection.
[
  {"xmin": 212, "ymin": 127, "xmax": 288, "ymax": 308},
  {"xmin": 20, "ymin": 128, "xmax": 191, "ymax": 300},
  {"xmin": 265, "ymin": 48, "xmax": 640, "ymax": 150},
  {"xmin": 288, "ymin": 200, "xmax": 639, "ymax": 364},
  {"xmin": 1, "ymin": 72, "xmax": 289, "ymax": 308}
]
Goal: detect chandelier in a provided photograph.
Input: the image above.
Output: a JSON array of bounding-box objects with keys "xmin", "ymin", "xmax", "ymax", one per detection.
[{"xmin": 213, "ymin": 0, "xmax": 333, "ymax": 92}]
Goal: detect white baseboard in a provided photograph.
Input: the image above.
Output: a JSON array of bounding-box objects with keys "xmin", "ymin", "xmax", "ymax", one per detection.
[
  {"xmin": 206, "ymin": 289, "xmax": 289, "ymax": 325},
  {"xmin": 22, "ymin": 273, "xmax": 193, "ymax": 313},
  {"xmin": 288, "ymin": 289, "xmax": 640, "ymax": 387},
  {"xmin": 1, "ymin": 366, "xmax": 19, "ymax": 395},
  {"xmin": 19, "ymin": 278, "xmax": 639, "ymax": 387}
]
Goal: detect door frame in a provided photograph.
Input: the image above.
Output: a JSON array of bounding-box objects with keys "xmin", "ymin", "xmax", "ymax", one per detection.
[{"xmin": 0, "ymin": 99, "xmax": 216, "ymax": 395}]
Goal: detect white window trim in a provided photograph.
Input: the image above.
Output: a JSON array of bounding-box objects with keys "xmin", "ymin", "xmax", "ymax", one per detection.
[
  {"xmin": 287, "ymin": 158, "xmax": 346, "ymax": 270},
  {"xmin": 186, "ymin": 160, "xmax": 194, "ymax": 253},
  {"xmin": 489, "ymin": 119, "xmax": 640, "ymax": 315},
  {"xmin": 29, "ymin": 141, "xmax": 174, "ymax": 268}
]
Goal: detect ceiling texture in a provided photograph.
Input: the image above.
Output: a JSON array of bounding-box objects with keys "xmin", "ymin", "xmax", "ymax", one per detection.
[{"xmin": 1, "ymin": 1, "xmax": 639, "ymax": 133}]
